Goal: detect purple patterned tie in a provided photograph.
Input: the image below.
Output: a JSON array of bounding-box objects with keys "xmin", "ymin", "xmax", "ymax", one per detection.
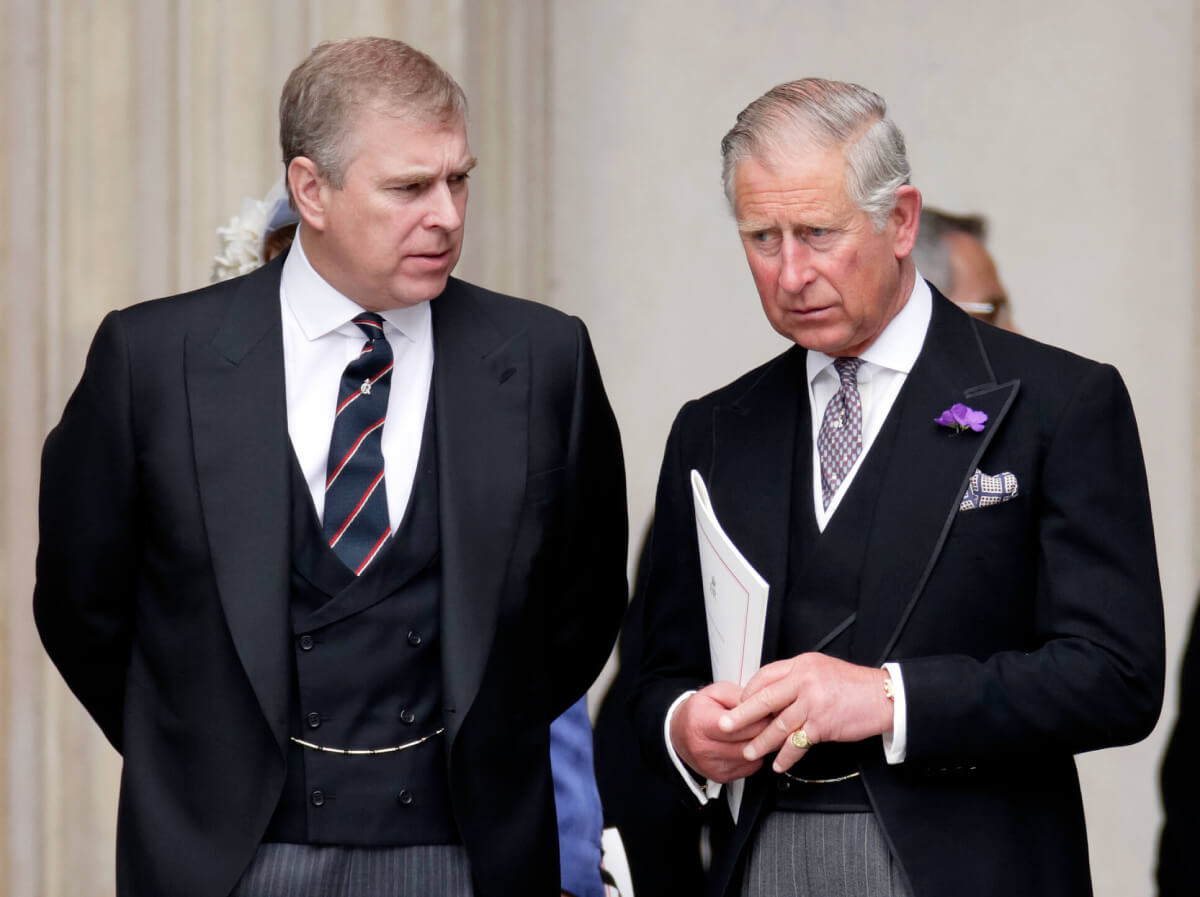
[
  {"xmin": 323, "ymin": 313, "xmax": 393, "ymax": 574},
  {"xmin": 818, "ymin": 356, "xmax": 865, "ymax": 508}
]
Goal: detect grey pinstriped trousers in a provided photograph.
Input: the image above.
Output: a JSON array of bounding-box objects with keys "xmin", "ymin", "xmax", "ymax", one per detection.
[
  {"xmin": 229, "ymin": 843, "xmax": 474, "ymax": 897},
  {"xmin": 740, "ymin": 812, "xmax": 913, "ymax": 897}
]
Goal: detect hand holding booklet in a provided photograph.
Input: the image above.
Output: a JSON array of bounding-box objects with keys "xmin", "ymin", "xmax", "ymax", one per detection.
[{"xmin": 690, "ymin": 470, "xmax": 769, "ymax": 821}]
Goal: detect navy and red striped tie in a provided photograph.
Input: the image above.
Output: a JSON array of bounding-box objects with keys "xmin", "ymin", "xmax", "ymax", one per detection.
[{"xmin": 323, "ymin": 313, "xmax": 393, "ymax": 574}]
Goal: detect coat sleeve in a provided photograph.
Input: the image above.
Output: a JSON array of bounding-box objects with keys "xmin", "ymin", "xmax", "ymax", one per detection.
[
  {"xmin": 629, "ymin": 404, "xmax": 715, "ymax": 784},
  {"xmin": 1158, "ymin": 594, "xmax": 1200, "ymax": 896},
  {"xmin": 34, "ymin": 310, "xmax": 140, "ymax": 751},
  {"xmin": 542, "ymin": 318, "xmax": 629, "ymax": 717},
  {"xmin": 901, "ymin": 363, "xmax": 1165, "ymax": 761}
]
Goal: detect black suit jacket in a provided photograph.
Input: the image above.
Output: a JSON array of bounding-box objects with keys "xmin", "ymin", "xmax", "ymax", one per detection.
[
  {"xmin": 1157, "ymin": 592, "xmax": 1200, "ymax": 895},
  {"xmin": 34, "ymin": 256, "xmax": 628, "ymax": 897},
  {"xmin": 633, "ymin": 290, "xmax": 1164, "ymax": 897}
]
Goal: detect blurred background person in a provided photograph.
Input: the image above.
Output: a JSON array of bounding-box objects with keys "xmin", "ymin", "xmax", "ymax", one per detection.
[{"xmin": 911, "ymin": 207, "xmax": 1015, "ymax": 330}]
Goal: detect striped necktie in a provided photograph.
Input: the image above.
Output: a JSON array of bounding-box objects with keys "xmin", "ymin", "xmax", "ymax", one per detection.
[{"xmin": 323, "ymin": 313, "xmax": 393, "ymax": 574}]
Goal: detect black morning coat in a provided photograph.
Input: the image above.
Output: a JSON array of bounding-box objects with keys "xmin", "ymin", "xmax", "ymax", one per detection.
[
  {"xmin": 34, "ymin": 254, "xmax": 629, "ymax": 897},
  {"xmin": 633, "ymin": 287, "xmax": 1164, "ymax": 897}
]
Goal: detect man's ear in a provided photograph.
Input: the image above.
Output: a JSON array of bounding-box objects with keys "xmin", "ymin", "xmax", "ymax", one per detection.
[
  {"xmin": 288, "ymin": 157, "xmax": 329, "ymax": 232},
  {"xmin": 890, "ymin": 185, "xmax": 922, "ymax": 259}
]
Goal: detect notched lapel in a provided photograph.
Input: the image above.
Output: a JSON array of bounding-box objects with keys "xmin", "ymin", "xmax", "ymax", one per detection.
[
  {"xmin": 432, "ymin": 288, "xmax": 529, "ymax": 742},
  {"xmin": 852, "ymin": 300, "xmax": 1020, "ymax": 664},
  {"xmin": 187, "ymin": 268, "xmax": 292, "ymax": 752}
]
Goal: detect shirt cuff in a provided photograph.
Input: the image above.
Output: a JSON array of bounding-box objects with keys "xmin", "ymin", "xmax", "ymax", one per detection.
[
  {"xmin": 881, "ymin": 662, "xmax": 907, "ymax": 764},
  {"xmin": 664, "ymin": 690, "xmax": 711, "ymax": 804}
]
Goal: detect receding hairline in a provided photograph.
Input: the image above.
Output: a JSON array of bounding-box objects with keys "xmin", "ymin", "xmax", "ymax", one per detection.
[
  {"xmin": 279, "ymin": 36, "xmax": 470, "ymax": 197},
  {"xmin": 331, "ymin": 99, "xmax": 472, "ymax": 169},
  {"xmin": 764, "ymin": 112, "xmax": 878, "ymax": 165},
  {"xmin": 721, "ymin": 78, "xmax": 910, "ymax": 231},
  {"xmin": 726, "ymin": 116, "xmax": 877, "ymax": 208},
  {"xmin": 342, "ymin": 76, "xmax": 468, "ymax": 130},
  {"xmin": 722, "ymin": 80, "xmax": 888, "ymax": 204}
]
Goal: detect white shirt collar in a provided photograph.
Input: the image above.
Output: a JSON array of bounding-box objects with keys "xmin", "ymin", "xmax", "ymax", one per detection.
[
  {"xmin": 806, "ymin": 273, "xmax": 932, "ymax": 384},
  {"xmin": 280, "ymin": 225, "xmax": 431, "ymax": 345}
]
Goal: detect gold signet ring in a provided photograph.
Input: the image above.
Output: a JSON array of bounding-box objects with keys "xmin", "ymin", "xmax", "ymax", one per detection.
[{"xmin": 789, "ymin": 728, "xmax": 812, "ymax": 750}]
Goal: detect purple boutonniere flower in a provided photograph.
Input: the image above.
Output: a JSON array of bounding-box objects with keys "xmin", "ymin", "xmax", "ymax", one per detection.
[{"xmin": 935, "ymin": 402, "xmax": 988, "ymax": 434}]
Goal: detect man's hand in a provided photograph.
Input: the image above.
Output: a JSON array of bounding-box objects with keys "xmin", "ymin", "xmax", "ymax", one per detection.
[
  {"xmin": 717, "ymin": 653, "xmax": 894, "ymax": 774},
  {"xmin": 670, "ymin": 681, "xmax": 769, "ymax": 783}
]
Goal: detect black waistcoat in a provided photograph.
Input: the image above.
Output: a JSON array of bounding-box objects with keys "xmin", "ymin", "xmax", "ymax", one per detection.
[
  {"xmin": 772, "ymin": 384, "xmax": 907, "ymax": 812},
  {"xmin": 264, "ymin": 403, "xmax": 460, "ymax": 845}
]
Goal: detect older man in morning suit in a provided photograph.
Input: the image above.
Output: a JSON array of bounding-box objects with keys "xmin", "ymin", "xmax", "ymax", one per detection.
[
  {"xmin": 632, "ymin": 78, "xmax": 1164, "ymax": 896},
  {"xmin": 34, "ymin": 38, "xmax": 627, "ymax": 897}
]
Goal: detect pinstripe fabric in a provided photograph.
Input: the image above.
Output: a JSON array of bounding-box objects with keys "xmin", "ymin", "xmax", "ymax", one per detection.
[
  {"xmin": 229, "ymin": 843, "xmax": 474, "ymax": 897},
  {"xmin": 740, "ymin": 812, "xmax": 912, "ymax": 897},
  {"xmin": 324, "ymin": 313, "xmax": 394, "ymax": 574}
]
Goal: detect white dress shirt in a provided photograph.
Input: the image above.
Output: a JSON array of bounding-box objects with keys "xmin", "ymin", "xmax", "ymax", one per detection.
[
  {"xmin": 280, "ymin": 228, "xmax": 434, "ymax": 531},
  {"xmin": 807, "ymin": 277, "xmax": 931, "ymax": 529},
  {"xmin": 666, "ymin": 275, "xmax": 933, "ymax": 802}
]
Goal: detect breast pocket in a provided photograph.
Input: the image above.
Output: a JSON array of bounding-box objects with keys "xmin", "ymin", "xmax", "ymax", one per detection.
[
  {"xmin": 525, "ymin": 466, "xmax": 565, "ymax": 507},
  {"xmin": 946, "ymin": 493, "xmax": 1034, "ymax": 566}
]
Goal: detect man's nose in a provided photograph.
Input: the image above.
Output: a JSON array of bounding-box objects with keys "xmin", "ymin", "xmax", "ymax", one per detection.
[
  {"xmin": 423, "ymin": 182, "xmax": 465, "ymax": 231},
  {"xmin": 778, "ymin": 236, "xmax": 815, "ymax": 293}
]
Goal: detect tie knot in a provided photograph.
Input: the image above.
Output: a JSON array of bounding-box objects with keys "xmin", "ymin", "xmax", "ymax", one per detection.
[
  {"xmin": 352, "ymin": 313, "xmax": 386, "ymax": 341},
  {"xmin": 833, "ymin": 356, "xmax": 863, "ymax": 387}
]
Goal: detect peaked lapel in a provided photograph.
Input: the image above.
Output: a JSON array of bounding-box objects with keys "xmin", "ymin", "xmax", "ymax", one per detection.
[
  {"xmin": 431, "ymin": 280, "xmax": 530, "ymax": 744},
  {"xmin": 703, "ymin": 346, "xmax": 805, "ymax": 849},
  {"xmin": 186, "ymin": 258, "xmax": 292, "ymax": 753},
  {"xmin": 851, "ymin": 292, "xmax": 1020, "ymax": 664},
  {"xmin": 707, "ymin": 346, "xmax": 807, "ymax": 668}
]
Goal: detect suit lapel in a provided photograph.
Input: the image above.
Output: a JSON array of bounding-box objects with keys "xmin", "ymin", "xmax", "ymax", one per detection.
[
  {"xmin": 851, "ymin": 293, "xmax": 1020, "ymax": 664},
  {"xmin": 707, "ymin": 346, "xmax": 807, "ymax": 668},
  {"xmin": 431, "ymin": 281, "xmax": 529, "ymax": 743},
  {"xmin": 186, "ymin": 259, "xmax": 292, "ymax": 752}
]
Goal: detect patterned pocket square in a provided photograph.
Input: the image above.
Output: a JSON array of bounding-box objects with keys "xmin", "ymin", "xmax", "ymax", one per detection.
[{"xmin": 960, "ymin": 469, "xmax": 1018, "ymax": 511}]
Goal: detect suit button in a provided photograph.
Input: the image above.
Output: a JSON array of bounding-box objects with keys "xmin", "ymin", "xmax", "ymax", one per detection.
[
  {"xmin": 306, "ymin": 712, "xmax": 321, "ymax": 729},
  {"xmin": 397, "ymin": 789, "xmax": 413, "ymax": 806},
  {"xmin": 311, "ymin": 790, "xmax": 325, "ymax": 807},
  {"xmin": 777, "ymin": 778, "xmax": 791, "ymax": 793},
  {"xmin": 407, "ymin": 631, "xmax": 422, "ymax": 647},
  {"xmin": 299, "ymin": 635, "xmax": 315, "ymax": 651},
  {"xmin": 400, "ymin": 708, "xmax": 416, "ymax": 725}
]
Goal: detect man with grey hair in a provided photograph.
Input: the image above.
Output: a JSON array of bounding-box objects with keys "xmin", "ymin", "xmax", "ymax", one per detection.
[
  {"xmin": 633, "ymin": 77, "xmax": 1163, "ymax": 896},
  {"xmin": 35, "ymin": 37, "xmax": 627, "ymax": 897},
  {"xmin": 911, "ymin": 208, "xmax": 1014, "ymax": 330}
]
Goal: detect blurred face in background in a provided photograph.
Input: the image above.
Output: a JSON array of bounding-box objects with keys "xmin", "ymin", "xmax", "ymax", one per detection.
[{"xmin": 946, "ymin": 230, "xmax": 1013, "ymax": 330}]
